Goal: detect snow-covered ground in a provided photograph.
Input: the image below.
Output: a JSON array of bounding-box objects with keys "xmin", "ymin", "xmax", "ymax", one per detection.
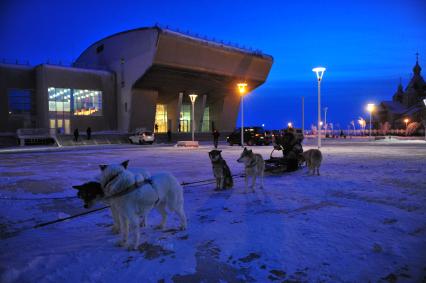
[{"xmin": 0, "ymin": 139, "xmax": 425, "ymax": 282}]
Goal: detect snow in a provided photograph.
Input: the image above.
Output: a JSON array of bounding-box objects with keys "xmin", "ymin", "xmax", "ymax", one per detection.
[{"xmin": 0, "ymin": 140, "xmax": 425, "ymax": 282}]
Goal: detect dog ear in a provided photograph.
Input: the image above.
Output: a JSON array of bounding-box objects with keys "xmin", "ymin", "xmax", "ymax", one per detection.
[
  {"xmin": 72, "ymin": 185, "xmax": 82, "ymax": 190},
  {"xmin": 218, "ymin": 150, "xmax": 222, "ymax": 153},
  {"xmin": 99, "ymin": 165, "xmax": 107, "ymax": 171},
  {"xmin": 121, "ymin": 160, "xmax": 129, "ymax": 169}
]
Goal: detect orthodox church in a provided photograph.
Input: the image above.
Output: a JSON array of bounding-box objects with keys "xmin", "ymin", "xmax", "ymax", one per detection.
[{"xmin": 378, "ymin": 54, "xmax": 426, "ymax": 128}]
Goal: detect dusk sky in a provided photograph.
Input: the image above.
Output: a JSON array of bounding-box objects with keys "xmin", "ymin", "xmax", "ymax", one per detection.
[{"xmin": 1, "ymin": 0, "xmax": 425, "ymax": 129}]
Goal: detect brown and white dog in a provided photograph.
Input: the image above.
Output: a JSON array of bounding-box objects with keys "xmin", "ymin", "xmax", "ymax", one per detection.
[
  {"xmin": 300, "ymin": 149, "xmax": 323, "ymax": 176},
  {"xmin": 237, "ymin": 147, "xmax": 265, "ymax": 192}
]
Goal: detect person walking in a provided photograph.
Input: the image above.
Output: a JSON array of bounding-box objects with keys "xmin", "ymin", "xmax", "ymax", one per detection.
[
  {"xmin": 167, "ymin": 129, "xmax": 172, "ymax": 143},
  {"xmin": 86, "ymin": 127, "xmax": 92, "ymax": 140},
  {"xmin": 212, "ymin": 129, "xmax": 220, "ymax": 148},
  {"xmin": 73, "ymin": 128, "xmax": 79, "ymax": 142}
]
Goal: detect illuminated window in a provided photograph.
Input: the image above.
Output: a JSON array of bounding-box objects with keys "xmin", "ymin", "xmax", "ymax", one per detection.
[
  {"xmin": 73, "ymin": 89, "xmax": 102, "ymax": 116},
  {"xmin": 179, "ymin": 104, "xmax": 191, "ymax": 132},
  {"xmin": 155, "ymin": 104, "xmax": 168, "ymax": 133}
]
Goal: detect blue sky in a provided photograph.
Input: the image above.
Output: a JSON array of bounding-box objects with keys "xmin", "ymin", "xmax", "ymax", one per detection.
[{"xmin": 1, "ymin": 0, "xmax": 425, "ymax": 129}]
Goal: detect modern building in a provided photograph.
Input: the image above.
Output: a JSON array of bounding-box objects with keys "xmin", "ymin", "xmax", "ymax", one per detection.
[
  {"xmin": 377, "ymin": 55, "xmax": 426, "ymax": 128},
  {"xmin": 0, "ymin": 26, "xmax": 273, "ymax": 135}
]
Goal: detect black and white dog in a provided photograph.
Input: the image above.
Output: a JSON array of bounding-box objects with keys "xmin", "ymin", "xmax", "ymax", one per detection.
[{"xmin": 208, "ymin": 150, "xmax": 233, "ymax": 190}]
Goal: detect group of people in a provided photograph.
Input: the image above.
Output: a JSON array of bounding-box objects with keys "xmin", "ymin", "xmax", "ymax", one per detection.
[{"xmin": 73, "ymin": 127, "xmax": 91, "ymax": 142}]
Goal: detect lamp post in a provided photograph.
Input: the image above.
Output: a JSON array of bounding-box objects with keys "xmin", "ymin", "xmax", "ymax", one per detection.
[
  {"xmin": 302, "ymin": 96, "xmax": 305, "ymax": 134},
  {"xmin": 423, "ymin": 99, "xmax": 426, "ymax": 141},
  {"xmin": 189, "ymin": 94, "xmax": 198, "ymax": 142},
  {"xmin": 237, "ymin": 82, "xmax": 248, "ymax": 147},
  {"xmin": 312, "ymin": 67, "xmax": 326, "ymax": 148},
  {"xmin": 404, "ymin": 118, "xmax": 409, "ymax": 136},
  {"xmin": 324, "ymin": 107, "xmax": 328, "ymax": 137},
  {"xmin": 288, "ymin": 122, "xmax": 293, "ymax": 128},
  {"xmin": 367, "ymin": 103, "xmax": 375, "ymax": 137}
]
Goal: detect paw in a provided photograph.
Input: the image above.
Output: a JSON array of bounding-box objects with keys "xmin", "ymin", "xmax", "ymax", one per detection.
[
  {"xmin": 179, "ymin": 224, "xmax": 187, "ymax": 231},
  {"xmin": 111, "ymin": 226, "xmax": 120, "ymax": 234},
  {"xmin": 155, "ymin": 224, "xmax": 165, "ymax": 230}
]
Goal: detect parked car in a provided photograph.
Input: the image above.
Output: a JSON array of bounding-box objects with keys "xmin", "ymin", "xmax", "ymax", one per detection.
[
  {"xmin": 129, "ymin": 128, "xmax": 155, "ymax": 144},
  {"xmin": 226, "ymin": 126, "xmax": 271, "ymax": 146}
]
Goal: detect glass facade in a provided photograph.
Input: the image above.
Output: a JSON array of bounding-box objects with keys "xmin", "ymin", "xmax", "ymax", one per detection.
[
  {"xmin": 154, "ymin": 104, "xmax": 168, "ymax": 133},
  {"xmin": 73, "ymin": 89, "xmax": 102, "ymax": 116},
  {"xmin": 8, "ymin": 89, "xmax": 34, "ymax": 115},
  {"xmin": 48, "ymin": 87, "xmax": 102, "ymax": 134},
  {"xmin": 201, "ymin": 107, "xmax": 210, "ymax": 132},
  {"xmin": 179, "ymin": 104, "xmax": 191, "ymax": 132},
  {"xmin": 8, "ymin": 88, "xmax": 35, "ymax": 128}
]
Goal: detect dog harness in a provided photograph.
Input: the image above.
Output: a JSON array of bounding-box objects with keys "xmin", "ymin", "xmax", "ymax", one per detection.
[{"xmin": 105, "ymin": 176, "xmax": 160, "ymax": 204}]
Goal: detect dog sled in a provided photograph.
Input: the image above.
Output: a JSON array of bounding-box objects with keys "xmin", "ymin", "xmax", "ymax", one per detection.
[{"xmin": 264, "ymin": 129, "xmax": 304, "ymax": 174}]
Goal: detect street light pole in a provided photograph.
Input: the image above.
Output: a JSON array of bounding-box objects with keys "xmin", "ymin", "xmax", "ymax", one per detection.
[
  {"xmin": 313, "ymin": 67, "xmax": 326, "ymax": 149},
  {"xmin": 237, "ymin": 83, "xmax": 247, "ymax": 147},
  {"xmin": 302, "ymin": 96, "xmax": 305, "ymax": 134},
  {"xmin": 404, "ymin": 118, "xmax": 409, "ymax": 136},
  {"xmin": 423, "ymin": 99, "xmax": 426, "ymax": 141},
  {"xmin": 367, "ymin": 104, "xmax": 375, "ymax": 138},
  {"xmin": 324, "ymin": 107, "xmax": 328, "ymax": 137},
  {"xmin": 189, "ymin": 94, "xmax": 198, "ymax": 142}
]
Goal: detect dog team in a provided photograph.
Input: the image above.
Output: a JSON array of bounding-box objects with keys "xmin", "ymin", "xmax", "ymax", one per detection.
[{"xmin": 74, "ymin": 147, "xmax": 322, "ymax": 250}]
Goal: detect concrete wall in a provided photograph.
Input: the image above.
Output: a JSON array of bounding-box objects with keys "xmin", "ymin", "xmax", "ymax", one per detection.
[
  {"xmin": 75, "ymin": 28, "xmax": 159, "ymax": 132},
  {"xmin": 0, "ymin": 64, "xmax": 36, "ymax": 132},
  {"xmin": 154, "ymin": 31, "xmax": 272, "ymax": 82},
  {"xmin": 129, "ymin": 88, "xmax": 158, "ymax": 132}
]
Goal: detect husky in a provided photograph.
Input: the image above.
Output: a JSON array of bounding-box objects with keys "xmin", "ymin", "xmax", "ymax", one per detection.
[
  {"xmin": 300, "ymin": 149, "xmax": 323, "ymax": 176},
  {"xmin": 208, "ymin": 150, "xmax": 233, "ymax": 190},
  {"xmin": 237, "ymin": 147, "xmax": 265, "ymax": 192},
  {"xmin": 75, "ymin": 161, "xmax": 187, "ymax": 250}
]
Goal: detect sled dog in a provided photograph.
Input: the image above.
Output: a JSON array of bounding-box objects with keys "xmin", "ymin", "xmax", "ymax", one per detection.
[
  {"xmin": 301, "ymin": 149, "xmax": 323, "ymax": 176},
  {"xmin": 237, "ymin": 148, "xmax": 265, "ymax": 192},
  {"xmin": 75, "ymin": 161, "xmax": 187, "ymax": 250},
  {"xmin": 208, "ymin": 150, "xmax": 233, "ymax": 190},
  {"xmin": 73, "ymin": 167, "xmax": 152, "ymax": 234}
]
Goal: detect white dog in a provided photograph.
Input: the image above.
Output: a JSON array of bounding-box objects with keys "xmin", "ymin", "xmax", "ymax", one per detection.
[{"xmin": 99, "ymin": 161, "xmax": 187, "ymax": 250}]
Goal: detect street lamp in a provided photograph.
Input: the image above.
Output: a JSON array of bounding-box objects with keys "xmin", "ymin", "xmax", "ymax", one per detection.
[
  {"xmin": 189, "ymin": 94, "xmax": 198, "ymax": 142},
  {"xmin": 237, "ymin": 82, "xmax": 248, "ymax": 146},
  {"xmin": 366, "ymin": 103, "xmax": 375, "ymax": 137},
  {"xmin": 312, "ymin": 67, "xmax": 326, "ymax": 148},
  {"xmin": 288, "ymin": 122, "xmax": 293, "ymax": 128}
]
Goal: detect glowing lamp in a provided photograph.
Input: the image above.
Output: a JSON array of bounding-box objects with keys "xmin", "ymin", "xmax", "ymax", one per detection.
[
  {"xmin": 237, "ymin": 83, "xmax": 247, "ymax": 95},
  {"xmin": 189, "ymin": 94, "xmax": 198, "ymax": 103}
]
